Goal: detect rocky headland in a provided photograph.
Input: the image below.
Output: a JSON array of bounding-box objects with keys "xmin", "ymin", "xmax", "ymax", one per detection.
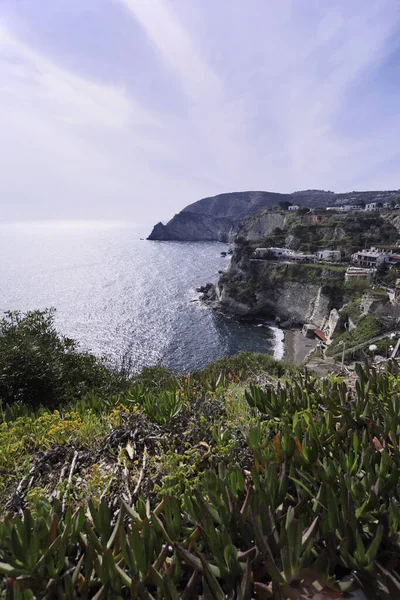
[
  {"xmin": 203, "ymin": 248, "xmax": 348, "ymax": 331},
  {"xmin": 201, "ymin": 206, "xmax": 400, "ymax": 353},
  {"xmin": 148, "ymin": 188, "xmax": 399, "ymax": 242}
]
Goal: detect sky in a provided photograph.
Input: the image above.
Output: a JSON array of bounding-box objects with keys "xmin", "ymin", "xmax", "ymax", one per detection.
[{"xmin": 0, "ymin": 0, "xmax": 399, "ymax": 224}]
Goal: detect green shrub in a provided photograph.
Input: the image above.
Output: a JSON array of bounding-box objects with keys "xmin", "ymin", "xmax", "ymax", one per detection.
[
  {"xmin": 326, "ymin": 314, "xmax": 388, "ymax": 357},
  {"xmin": 0, "ymin": 309, "xmax": 128, "ymax": 409},
  {"xmin": 198, "ymin": 351, "xmax": 291, "ymax": 380}
]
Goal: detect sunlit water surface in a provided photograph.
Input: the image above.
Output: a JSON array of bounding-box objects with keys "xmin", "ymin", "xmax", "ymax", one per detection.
[{"xmin": 0, "ymin": 221, "xmax": 282, "ymax": 372}]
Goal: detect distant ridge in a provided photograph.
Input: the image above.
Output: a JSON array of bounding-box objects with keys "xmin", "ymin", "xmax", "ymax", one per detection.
[{"xmin": 148, "ymin": 188, "xmax": 399, "ymax": 242}]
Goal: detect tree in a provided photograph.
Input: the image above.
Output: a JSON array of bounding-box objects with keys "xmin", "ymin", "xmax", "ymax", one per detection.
[
  {"xmin": 0, "ymin": 309, "xmax": 125, "ymax": 408},
  {"xmin": 278, "ymin": 200, "xmax": 292, "ymax": 211}
]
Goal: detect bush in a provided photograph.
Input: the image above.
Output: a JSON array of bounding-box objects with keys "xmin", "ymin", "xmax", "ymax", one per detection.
[
  {"xmin": 198, "ymin": 351, "xmax": 291, "ymax": 380},
  {"xmin": 0, "ymin": 309, "xmax": 127, "ymax": 409},
  {"xmin": 326, "ymin": 314, "xmax": 387, "ymax": 357}
]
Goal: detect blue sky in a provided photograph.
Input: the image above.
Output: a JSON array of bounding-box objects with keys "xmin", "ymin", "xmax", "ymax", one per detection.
[{"xmin": 0, "ymin": 0, "xmax": 399, "ymax": 223}]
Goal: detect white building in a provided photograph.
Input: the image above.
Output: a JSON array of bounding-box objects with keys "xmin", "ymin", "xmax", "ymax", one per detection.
[
  {"xmin": 289, "ymin": 253, "xmax": 316, "ymax": 263},
  {"xmin": 351, "ymin": 250, "xmax": 385, "ymax": 268},
  {"xmin": 336, "ymin": 205, "xmax": 353, "ymax": 212},
  {"xmin": 254, "ymin": 247, "xmax": 293, "ymax": 259},
  {"xmin": 288, "ymin": 205, "xmax": 300, "ymax": 211},
  {"xmin": 345, "ymin": 267, "xmax": 376, "ymax": 282},
  {"xmin": 253, "ymin": 248, "xmax": 268, "ymax": 258},
  {"xmin": 317, "ymin": 250, "xmax": 341, "ymax": 261},
  {"xmin": 269, "ymin": 247, "xmax": 291, "ymax": 258},
  {"xmin": 365, "ymin": 202, "xmax": 379, "ymax": 211},
  {"xmin": 352, "ymin": 246, "xmax": 400, "ymax": 268},
  {"xmin": 254, "ymin": 246, "xmax": 317, "ymax": 263}
]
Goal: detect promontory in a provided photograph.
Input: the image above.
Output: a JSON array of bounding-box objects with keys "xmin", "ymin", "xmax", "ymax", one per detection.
[{"xmin": 147, "ymin": 188, "xmax": 399, "ymax": 242}]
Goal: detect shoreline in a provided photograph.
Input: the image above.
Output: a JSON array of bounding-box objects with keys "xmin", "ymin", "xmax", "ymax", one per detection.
[
  {"xmin": 282, "ymin": 328, "xmax": 318, "ymax": 365},
  {"xmin": 269, "ymin": 323, "xmax": 285, "ymax": 361}
]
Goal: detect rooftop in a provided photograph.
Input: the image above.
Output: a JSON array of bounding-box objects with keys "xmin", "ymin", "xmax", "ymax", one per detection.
[
  {"xmin": 314, "ymin": 329, "xmax": 327, "ymax": 342},
  {"xmin": 375, "ymin": 245, "xmax": 400, "ymax": 250},
  {"xmin": 355, "ymin": 252, "xmax": 380, "ymax": 258}
]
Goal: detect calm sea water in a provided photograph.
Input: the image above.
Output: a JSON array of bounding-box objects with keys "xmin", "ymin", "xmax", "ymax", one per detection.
[{"xmin": 0, "ymin": 221, "xmax": 282, "ymax": 372}]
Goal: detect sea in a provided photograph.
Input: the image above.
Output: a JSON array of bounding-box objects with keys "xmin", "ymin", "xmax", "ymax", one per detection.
[{"xmin": 0, "ymin": 221, "xmax": 283, "ymax": 372}]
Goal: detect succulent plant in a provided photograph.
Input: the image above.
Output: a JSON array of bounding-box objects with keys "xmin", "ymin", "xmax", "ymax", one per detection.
[{"xmin": 2, "ymin": 362, "xmax": 400, "ymax": 597}]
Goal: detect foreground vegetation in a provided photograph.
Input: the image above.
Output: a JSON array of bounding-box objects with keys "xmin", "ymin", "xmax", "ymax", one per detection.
[{"xmin": 3, "ymin": 312, "xmax": 400, "ymax": 597}]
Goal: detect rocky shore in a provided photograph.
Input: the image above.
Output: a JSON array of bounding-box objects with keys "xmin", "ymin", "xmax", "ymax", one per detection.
[{"xmin": 198, "ymin": 282, "xmax": 319, "ymax": 365}]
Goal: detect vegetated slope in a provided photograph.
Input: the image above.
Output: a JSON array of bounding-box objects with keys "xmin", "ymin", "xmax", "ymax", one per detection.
[
  {"xmin": 148, "ymin": 188, "xmax": 400, "ymax": 241},
  {"xmin": 2, "ymin": 354, "xmax": 400, "ymax": 598},
  {"xmin": 239, "ymin": 210, "xmax": 399, "ymax": 255},
  {"xmin": 180, "ymin": 190, "xmax": 289, "ymax": 219}
]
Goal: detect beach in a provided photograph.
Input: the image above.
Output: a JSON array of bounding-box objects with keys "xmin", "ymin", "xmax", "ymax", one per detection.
[{"xmin": 283, "ymin": 329, "xmax": 318, "ymax": 365}]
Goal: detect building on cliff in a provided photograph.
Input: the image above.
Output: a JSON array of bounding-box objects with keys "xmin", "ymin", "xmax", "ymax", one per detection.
[
  {"xmin": 345, "ymin": 266, "xmax": 375, "ymax": 282},
  {"xmin": 317, "ymin": 250, "xmax": 341, "ymax": 261},
  {"xmin": 254, "ymin": 247, "xmax": 340, "ymax": 264},
  {"xmin": 352, "ymin": 246, "xmax": 400, "ymax": 268},
  {"xmin": 351, "ymin": 250, "xmax": 384, "ymax": 268},
  {"xmin": 289, "ymin": 253, "xmax": 317, "ymax": 263},
  {"xmin": 254, "ymin": 247, "xmax": 293, "ymax": 259}
]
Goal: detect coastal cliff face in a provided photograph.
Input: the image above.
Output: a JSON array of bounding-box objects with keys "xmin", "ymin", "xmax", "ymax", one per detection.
[
  {"xmin": 208, "ymin": 250, "xmax": 347, "ymax": 327},
  {"xmin": 148, "ymin": 191, "xmax": 286, "ymax": 242},
  {"xmin": 236, "ymin": 211, "xmax": 286, "ymax": 241},
  {"xmin": 148, "ymin": 212, "xmax": 235, "ymax": 242}
]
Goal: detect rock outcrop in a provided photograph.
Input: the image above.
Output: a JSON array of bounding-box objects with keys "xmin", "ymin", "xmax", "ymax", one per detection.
[
  {"xmin": 236, "ymin": 211, "xmax": 286, "ymax": 242},
  {"xmin": 148, "ymin": 213, "xmax": 235, "ymax": 242},
  {"xmin": 324, "ymin": 309, "xmax": 343, "ymax": 341}
]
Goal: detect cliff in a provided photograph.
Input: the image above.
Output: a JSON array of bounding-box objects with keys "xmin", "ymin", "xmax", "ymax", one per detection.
[
  {"xmin": 148, "ymin": 188, "xmax": 400, "ymax": 242},
  {"xmin": 204, "ymin": 206, "xmax": 397, "ymax": 338},
  {"xmin": 207, "ymin": 252, "xmax": 347, "ymax": 327},
  {"xmin": 148, "ymin": 191, "xmax": 286, "ymax": 241},
  {"xmin": 148, "ymin": 212, "xmax": 235, "ymax": 242},
  {"xmin": 236, "ymin": 210, "xmax": 286, "ymax": 241}
]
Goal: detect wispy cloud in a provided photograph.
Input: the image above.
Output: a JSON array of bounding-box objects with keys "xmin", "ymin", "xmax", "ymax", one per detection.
[
  {"xmin": 0, "ymin": 0, "xmax": 399, "ymax": 223},
  {"xmin": 117, "ymin": 0, "xmax": 256, "ymax": 189},
  {"xmin": 117, "ymin": 0, "xmax": 400, "ymax": 193},
  {"xmin": 0, "ymin": 18, "xmax": 184, "ymax": 221},
  {"xmin": 118, "ymin": 0, "xmax": 222, "ymax": 101}
]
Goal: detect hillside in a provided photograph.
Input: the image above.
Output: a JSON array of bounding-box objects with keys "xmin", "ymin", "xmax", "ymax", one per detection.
[
  {"xmin": 201, "ymin": 209, "xmax": 399, "ymax": 320},
  {"xmin": 3, "ymin": 310, "xmax": 400, "ymax": 597},
  {"xmin": 238, "ymin": 209, "xmax": 399, "ymax": 255},
  {"xmin": 148, "ymin": 189, "xmax": 400, "ymax": 242}
]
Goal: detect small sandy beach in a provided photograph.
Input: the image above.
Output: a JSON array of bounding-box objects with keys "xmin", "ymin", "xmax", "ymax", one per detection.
[{"xmin": 283, "ymin": 329, "xmax": 318, "ymax": 365}]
